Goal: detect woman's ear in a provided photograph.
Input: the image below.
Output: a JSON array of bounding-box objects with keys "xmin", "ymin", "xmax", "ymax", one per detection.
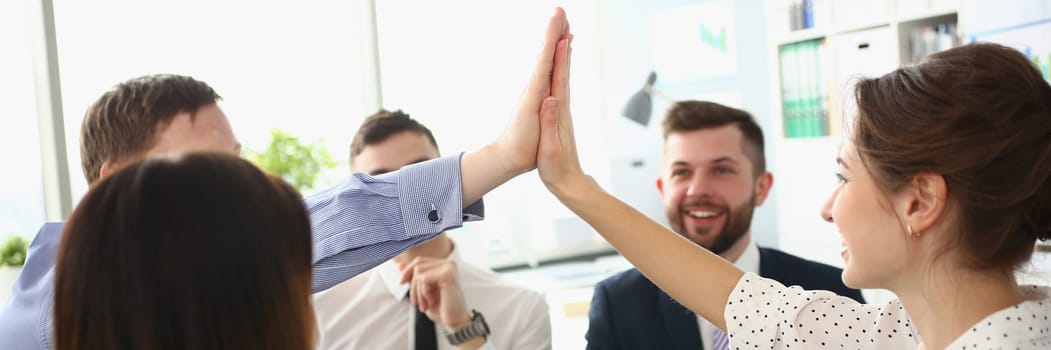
[{"xmin": 901, "ymin": 173, "xmax": 948, "ymax": 236}]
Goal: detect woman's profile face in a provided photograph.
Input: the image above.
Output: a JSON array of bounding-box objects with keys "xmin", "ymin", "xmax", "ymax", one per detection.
[{"xmin": 821, "ymin": 141, "xmax": 910, "ymax": 289}]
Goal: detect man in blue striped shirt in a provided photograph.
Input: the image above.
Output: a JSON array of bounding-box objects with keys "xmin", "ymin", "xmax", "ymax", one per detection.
[{"xmin": 0, "ymin": 9, "xmax": 570, "ymax": 349}]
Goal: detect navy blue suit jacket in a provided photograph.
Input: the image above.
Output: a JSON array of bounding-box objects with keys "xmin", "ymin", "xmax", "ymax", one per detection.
[{"xmin": 585, "ymin": 247, "xmax": 865, "ymax": 349}]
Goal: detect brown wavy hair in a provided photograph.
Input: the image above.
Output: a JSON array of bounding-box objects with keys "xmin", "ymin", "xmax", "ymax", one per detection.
[
  {"xmin": 852, "ymin": 43, "xmax": 1051, "ymax": 272},
  {"xmin": 54, "ymin": 152, "xmax": 315, "ymax": 350}
]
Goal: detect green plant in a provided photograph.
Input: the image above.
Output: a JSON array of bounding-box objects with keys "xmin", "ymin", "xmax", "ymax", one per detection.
[
  {"xmin": 247, "ymin": 129, "xmax": 337, "ymax": 192},
  {"xmin": 0, "ymin": 235, "xmax": 28, "ymax": 267}
]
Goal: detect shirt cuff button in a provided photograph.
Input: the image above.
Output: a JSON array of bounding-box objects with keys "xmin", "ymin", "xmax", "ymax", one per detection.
[{"xmin": 428, "ymin": 205, "xmax": 440, "ymax": 223}]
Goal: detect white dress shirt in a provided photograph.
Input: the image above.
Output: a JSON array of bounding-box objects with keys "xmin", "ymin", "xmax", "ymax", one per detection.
[
  {"xmin": 697, "ymin": 242, "xmax": 760, "ymax": 350},
  {"xmin": 313, "ymin": 246, "xmax": 552, "ymax": 350},
  {"xmin": 725, "ymin": 272, "xmax": 1051, "ymax": 349}
]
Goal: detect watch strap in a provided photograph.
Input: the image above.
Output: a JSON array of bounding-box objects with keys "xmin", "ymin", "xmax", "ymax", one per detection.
[{"xmin": 445, "ymin": 309, "xmax": 490, "ymax": 345}]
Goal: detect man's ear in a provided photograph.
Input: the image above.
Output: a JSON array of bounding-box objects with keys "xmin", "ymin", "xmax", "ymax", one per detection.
[
  {"xmin": 753, "ymin": 172, "xmax": 774, "ymax": 206},
  {"xmin": 656, "ymin": 177, "xmax": 664, "ymax": 195},
  {"xmin": 98, "ymin": 161, "xmax": 122, "ymax": 182},
  {"xmin": 901, "ymin": 173, "xmax": 948, "ymax": 235}
]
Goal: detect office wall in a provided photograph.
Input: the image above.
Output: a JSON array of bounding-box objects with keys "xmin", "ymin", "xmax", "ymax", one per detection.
[
  {"xmin": 961, "ymin": 0, "xmax": 1051, "ymax": 34},
  {"xmin": 596, "ymin": 0, "xmax": 779, "ymax": 247}
]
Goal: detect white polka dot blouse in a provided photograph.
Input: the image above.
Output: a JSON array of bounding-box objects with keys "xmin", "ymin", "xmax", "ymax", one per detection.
[{"xmin": 724, "ymin": 272, "xmax": 1051, "ymax": 350}]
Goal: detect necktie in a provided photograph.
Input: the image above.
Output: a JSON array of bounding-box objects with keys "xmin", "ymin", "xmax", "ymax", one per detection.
[
  {"xmin": 414, "ymin": 306, "xmax": 438, "ymax": 350},
  {"xmin": 711, "ymin": 328, "xmax": 729, "ymax": 350}
]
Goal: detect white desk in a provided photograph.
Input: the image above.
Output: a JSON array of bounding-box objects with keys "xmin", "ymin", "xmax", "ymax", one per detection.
[{"xmin": 500, "ymin": 254, "xmax": 632, "ymax": 350}]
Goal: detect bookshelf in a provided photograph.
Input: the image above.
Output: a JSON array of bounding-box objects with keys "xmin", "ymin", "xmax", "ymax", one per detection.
[
  {"xmin": 771, "ymin": 1, "xmax": 960, "ymax": 139},
  {"xmin": 764, "ymin": 0, "xmax": 962, "ymax": 304}
]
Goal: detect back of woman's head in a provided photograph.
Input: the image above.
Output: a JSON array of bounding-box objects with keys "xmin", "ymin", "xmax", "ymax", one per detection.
[
  {"xmin": 54, "ymin": 152, "xmax": 314, "ymax": 350},
  {"xmin": 852, "ymin": 42, "xmax": 1051, "ymax": 272}
]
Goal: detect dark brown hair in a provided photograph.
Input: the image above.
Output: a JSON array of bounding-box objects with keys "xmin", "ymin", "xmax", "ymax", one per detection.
[
  {"xmin": 80, "ymin": 74, "xmax": 221, "ymax": 184},
  {"xmin": 852, "ymin": 42, "xmax": 1051, "ymax": 272},
  {"xmin": 349, "ymin": 109, "xmax": 438, "ymax": 163},
  {"xmin": 54, "ymin": 153, "xmax": 315, "ymax": 350},
  {"xmin": 662, "ymin": 100, "xmax": 767, "ymax": 175}
]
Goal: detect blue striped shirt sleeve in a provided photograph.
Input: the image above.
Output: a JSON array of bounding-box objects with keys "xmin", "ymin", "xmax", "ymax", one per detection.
[{"xmin": 305, "ymin": 154, "xmax": 484, "ymax": 292}]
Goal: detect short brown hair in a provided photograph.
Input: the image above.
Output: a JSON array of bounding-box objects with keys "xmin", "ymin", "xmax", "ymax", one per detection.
[
  {"xmin": 853, "ymin": 43, "xmax": 1051, "ymax": 272},
  {"xmin": 55, "ymin": 153, "xmax": 315, "ymax": 350},
  {"xmin": 80, "ymin": 74, "xmax": 221, "ymax": 184},
  {"xmin": 662, "ymin": 101, "xmax": 767, "ymax": 175},
  {"xmin": 349, "ymin": 109, "xmax": 438, "ymax": 164}
]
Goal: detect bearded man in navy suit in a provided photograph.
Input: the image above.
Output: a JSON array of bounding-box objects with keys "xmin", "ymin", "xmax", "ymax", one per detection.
[{"xmin": 586, "ymin": 101, "xmax": 865, "ymax": 350}]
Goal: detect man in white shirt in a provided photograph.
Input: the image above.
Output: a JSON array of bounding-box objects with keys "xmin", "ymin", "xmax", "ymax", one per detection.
[{"xmin": 313, "ymin": 110, "xmax": 552, "ymax": 350}]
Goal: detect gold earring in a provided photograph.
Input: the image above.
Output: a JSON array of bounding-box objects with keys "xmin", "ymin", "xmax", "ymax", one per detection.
[{"xmin": 906, "ymin": 225, "xmax": 914, "ymax": 238}]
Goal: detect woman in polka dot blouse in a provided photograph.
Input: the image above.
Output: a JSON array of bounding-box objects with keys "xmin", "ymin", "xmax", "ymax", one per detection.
[{"xmin": 535, "ymin": 40, "xmax": 1051, "ymax": 349}]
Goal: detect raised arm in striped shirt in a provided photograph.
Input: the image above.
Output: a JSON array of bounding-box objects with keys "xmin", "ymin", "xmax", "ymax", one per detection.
[{"xmin": 306, "ymin": 154, "xmax": 484, "ymax": 292}]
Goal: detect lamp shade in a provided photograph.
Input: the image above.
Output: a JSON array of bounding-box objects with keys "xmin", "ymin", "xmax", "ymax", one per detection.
[{"xmin": 621, "ymin": 71, "xmax": 658, "ymax": 126}]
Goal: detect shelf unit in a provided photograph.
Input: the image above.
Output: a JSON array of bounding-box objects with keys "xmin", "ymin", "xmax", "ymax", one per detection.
[
  {"xmin": 773, "ymin": 9, "xmax": 959, "ymax": 45},
  {"xmin": 771, "ymin": 1, "xmax": 960, "ymax": 139},
  {"xmin": 764, "ymin": 0, "xmax": 962, "ymax": 304}
]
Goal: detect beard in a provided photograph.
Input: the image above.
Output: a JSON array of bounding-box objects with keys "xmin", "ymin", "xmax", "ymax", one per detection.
[{"xmin": 668, "ymin": 191, "xmax": 757, "ymax": 255}]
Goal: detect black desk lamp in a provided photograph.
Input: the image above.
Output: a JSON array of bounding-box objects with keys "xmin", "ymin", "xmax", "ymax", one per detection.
[{"xmin": 622, "ymin": 71, "xmax": 659, "ymax": 126}]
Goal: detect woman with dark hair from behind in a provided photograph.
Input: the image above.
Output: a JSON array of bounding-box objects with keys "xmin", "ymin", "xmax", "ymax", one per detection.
[
  {"xmin": 53, "ymin": 152, "xmax": 315, "ymax": 350},
  {"xmin": 537, "ymin": 39, "xmax": 1051, "ymax": 349}
]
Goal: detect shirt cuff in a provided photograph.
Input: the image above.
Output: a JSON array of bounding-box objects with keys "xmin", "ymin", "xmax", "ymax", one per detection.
[{"xmin": 396, "ymin": 153, "xmax": 485, "ymax": 238}]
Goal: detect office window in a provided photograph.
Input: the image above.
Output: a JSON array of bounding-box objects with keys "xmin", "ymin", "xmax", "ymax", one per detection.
[
  {"xmin": 375, "ymin": 0, "xmax": 609, "ymax": 269},
  {"xmin": 52, "ymin": 0, "xmax": 377, "ymax": 200},
  {"xmin": 0, "ymin": 0, "xmax": 47, "ymax": 242}
]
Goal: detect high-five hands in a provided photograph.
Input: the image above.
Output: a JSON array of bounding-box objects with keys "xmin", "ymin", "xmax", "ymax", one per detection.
[
  {"xmin": 493, "ymin": 7, "xmax": 572, "ymax": 175},
  {"xmin": 460, "ymin": 7, "xmax": 573, "ymax": 206},
  {"xmin": 536, "ymin": 7, "xmax": 590, "ymax": 198}
]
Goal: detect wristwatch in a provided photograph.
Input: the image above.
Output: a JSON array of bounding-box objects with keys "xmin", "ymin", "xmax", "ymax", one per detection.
[{"xmin": 445, "ymin": 309, "xmax": 490, "ymax": 345}]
